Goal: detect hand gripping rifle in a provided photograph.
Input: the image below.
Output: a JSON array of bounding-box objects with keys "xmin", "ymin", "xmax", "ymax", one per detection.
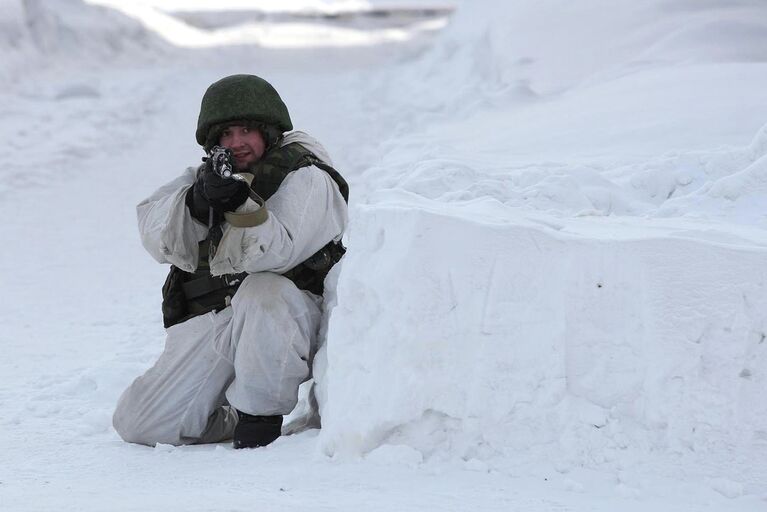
[{"xmin": 202, "ymin": 146, "xmax": 267, "ymax": 229}]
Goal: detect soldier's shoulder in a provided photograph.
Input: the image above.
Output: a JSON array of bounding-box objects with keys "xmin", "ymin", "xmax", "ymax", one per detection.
[{"xmin": 281, "ymin": 131, "xmax": 333, "ymax": 166}]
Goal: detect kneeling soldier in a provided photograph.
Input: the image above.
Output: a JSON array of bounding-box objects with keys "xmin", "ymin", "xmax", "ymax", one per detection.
[{"xmin": 113, "ymin": 74, "xmax": 349, "ymax": 449}]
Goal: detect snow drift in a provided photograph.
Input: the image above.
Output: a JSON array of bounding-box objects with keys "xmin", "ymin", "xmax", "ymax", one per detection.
[
  {"xmin": 23, "ymin": 0, "xmax": 169, "ymax": 60},
  {"xmin": 0, "ymin": 0, "xmax": 168, "ymax": 85},
  {"xmin": 0, "ymin": 0, "xmax": 34, "ymax": 85},
  {"xmin": 319, "ymin": 197, "xmax": 767, "ymax": 488},
  {"xmin": 316, "ymin": 0, "xmax": 767, "ymax": 495}
]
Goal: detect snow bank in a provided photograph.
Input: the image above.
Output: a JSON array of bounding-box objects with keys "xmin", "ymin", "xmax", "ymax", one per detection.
[
  {"xmin": 351, "ymin": 0, "xmax": 767, "ymax": 226},
  {"xmin": 319, "ymin": 198, "xmax": 767, "ymax": 488},
  {"xmin": 0, "ymin": 0, "xmax": 34, "ymax": 85},
  {"xmin": 23, "ymin": 0, "xmax": 168, "ymax": 63},
  {"xmin": 0, "ymin": 0, "xmax": 174, "ymax": 198},
  {"xmin": 357, "ymin": 122, "xmax": 767, "ymax": 232},
  {"xmin": 316, "ymin": 0, "xmax": 767, "ymax": 496},
  {"xmin": 0, "ymin": 0, "xmax": 169, "ymax": 85},
  {"xmin": 365, "ymin": 0, "xmax": 767, "ymax": 124}
]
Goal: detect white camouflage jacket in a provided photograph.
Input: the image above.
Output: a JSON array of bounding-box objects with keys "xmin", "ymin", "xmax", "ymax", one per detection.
[{"xmin": 137, "ymin": 132, "xmax": 348, "ymax": 278}]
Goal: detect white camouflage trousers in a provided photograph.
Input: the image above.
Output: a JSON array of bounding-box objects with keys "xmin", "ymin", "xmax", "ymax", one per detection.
[{"xmin": 112, "ymin": 272, "xmax": 322, "ymax": 446}]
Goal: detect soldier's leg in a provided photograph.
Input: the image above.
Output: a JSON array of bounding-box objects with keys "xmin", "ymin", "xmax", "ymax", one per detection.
[
  {"xmin": 112, "ymin": 309, "xmax": 237, "ymax": 446},
  {"xmin": 223, "ymin": 272, "xmax": 322, "ymax": 416}
]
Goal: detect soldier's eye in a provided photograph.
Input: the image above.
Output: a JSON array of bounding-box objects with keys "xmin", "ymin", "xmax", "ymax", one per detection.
[{"xmin": 242, "ymin": 127, "xmax": 249, "ymax": 133}]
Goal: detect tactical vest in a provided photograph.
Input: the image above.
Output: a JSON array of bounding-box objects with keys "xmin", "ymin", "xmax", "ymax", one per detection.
[{"xmin": 161, "ymin": 142, "xmax": 349, "ymax": 328}]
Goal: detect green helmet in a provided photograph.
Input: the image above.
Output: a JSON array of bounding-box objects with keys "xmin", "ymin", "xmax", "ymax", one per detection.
[{"xmin": 195, "ymin": 74, "xmax": 293, "ymax": 148}]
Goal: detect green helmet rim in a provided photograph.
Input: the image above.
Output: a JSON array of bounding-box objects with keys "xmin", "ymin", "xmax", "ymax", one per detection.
[{"xmin": 196, "ymin": 74, "xmax": 293, "ymax": 147}]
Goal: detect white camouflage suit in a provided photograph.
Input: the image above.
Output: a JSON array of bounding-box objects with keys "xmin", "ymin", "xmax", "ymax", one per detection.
[{"xmin": 113, "ymin": 132, "xmax": 347, "ymax": 446}]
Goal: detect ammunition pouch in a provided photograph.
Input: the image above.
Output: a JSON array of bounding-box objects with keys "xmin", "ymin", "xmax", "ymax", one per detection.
[
  {"xmin": 161, "ymin": 265, "xmax": 189, "ymax": 328},
  {"xmin": 161, "ymin": 267, "xmax": 246, "ymax": 329},
  {"xmin": 283, "ymin": 241, "xmax": 346, "ymax": 296},
  {"xmin": 161, "ymin": 241, "xmax": 345, "ymax": 328}
]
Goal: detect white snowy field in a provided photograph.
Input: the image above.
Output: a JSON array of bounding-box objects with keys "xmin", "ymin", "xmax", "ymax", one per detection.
[{"xmin": 1, "ymin": 0, "xmax": 766, "ymax": 510}]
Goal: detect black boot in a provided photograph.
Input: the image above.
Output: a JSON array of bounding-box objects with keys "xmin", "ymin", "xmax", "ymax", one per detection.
[{"xmin": 233, "ymin": 411, "xmax": 283, "ymax": 449}]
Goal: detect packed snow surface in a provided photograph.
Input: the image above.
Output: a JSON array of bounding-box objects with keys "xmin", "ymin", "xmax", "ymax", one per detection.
[{"xmin": 1, "ymin": 0, "xmax": 766, "ymax": 510}]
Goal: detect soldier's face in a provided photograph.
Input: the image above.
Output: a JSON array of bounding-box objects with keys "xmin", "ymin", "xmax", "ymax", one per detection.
[{"xmin": 219, "ymin": 125, "xmax": 266, "ymax": 170}]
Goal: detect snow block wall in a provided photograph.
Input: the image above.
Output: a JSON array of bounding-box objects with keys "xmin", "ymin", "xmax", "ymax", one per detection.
[
  {"xmin": 318, "ymin": 200, "xmax": 767, "ymax": 488},
  {"xmin": 315, "ymin": 3, "xmax": 767, "ymax": 491}
]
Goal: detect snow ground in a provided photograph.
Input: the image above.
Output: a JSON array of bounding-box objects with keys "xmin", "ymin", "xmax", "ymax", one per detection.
[{"xmin": 1, "ymin": 0, "xmax": 766, "ymax": 510}]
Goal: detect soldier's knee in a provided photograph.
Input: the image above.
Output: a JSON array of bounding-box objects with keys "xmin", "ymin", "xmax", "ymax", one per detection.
[
  {"xmin": 232, "ymin": 272, "xmax": 297, "ymax": 310},
  {"xmin": 112, "ymin": 391, "xmax": 169, "ymax": 447},
  {"xmin": 113, "ymin": 403, "xmax": 151, "ymax": 446}
]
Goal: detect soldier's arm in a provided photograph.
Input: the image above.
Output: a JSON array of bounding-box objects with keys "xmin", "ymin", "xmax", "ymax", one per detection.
[
  {"xmin": 136, "ymin": 167, "xmax": 209, "ymax": 272},
  {"xmin": 209, "ymin": 166, "xmax": 347, "ymax": 276}
]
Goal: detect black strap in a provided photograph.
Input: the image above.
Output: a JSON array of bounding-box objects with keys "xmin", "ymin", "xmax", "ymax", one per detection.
[{"xmin": 182, "ymin": 272, "xmax": 247, "ymax": 300}]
